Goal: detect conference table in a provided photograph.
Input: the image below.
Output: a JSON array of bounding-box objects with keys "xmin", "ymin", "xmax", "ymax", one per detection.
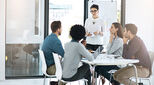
[{"xmin": 81, "ymin": 54, "xmax": 139, "ymax": 85}]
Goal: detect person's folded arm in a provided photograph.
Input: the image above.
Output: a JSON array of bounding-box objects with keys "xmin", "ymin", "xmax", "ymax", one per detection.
[
  {"xmin": 107, "ymin": 39, "xmax": 123, "ymax": 55},
  {"xmin": 78, "ymin": 43, "xmax": 94, "ymax": 61},
  {"xmin": 123, "ymin": 41, "xmax": 140, "ymax": 59}
]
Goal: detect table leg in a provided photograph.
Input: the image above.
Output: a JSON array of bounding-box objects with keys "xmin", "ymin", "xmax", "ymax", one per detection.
[
  {"xmin": 92, "ymin": 65, "xmax": 97, "ymax": 85},
  {"xmin": 95, "ymin": 71, "xmax": 97, "ymax": 85}
]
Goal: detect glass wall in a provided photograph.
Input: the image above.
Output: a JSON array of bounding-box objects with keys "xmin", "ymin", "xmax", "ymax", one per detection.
[
  {"xmin": 5, "ymin": 0, "xmax": 44, "ymax": 77},
  {"xmin": 48, "ymin": 0, "xmax": 84, "ymax": 44}
]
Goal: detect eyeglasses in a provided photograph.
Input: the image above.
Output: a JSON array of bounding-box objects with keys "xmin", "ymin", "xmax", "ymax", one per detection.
[{"xmin": 90, "ymin": 10, "xmax": 97, "ymax": 13}]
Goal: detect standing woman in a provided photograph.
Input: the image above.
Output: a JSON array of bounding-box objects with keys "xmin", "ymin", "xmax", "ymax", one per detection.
[
  {"xmin": 95, "ymin": 22, "xmax": 123, "ymax": 85},
  {"xmin": 85, "ymin": 4, "xmax": 104, "ymax": 51}
]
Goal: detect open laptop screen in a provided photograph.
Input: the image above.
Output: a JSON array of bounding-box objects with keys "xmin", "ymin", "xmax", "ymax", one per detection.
[{"xmin": 93, "ymin": 46, "xmax": 104, "ymax": 59}]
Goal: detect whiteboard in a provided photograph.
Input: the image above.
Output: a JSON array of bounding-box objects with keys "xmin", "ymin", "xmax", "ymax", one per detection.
[
  {"xmin": 88, "ymin": 0, "xmax": 117, "ymax": 29},
  {"xmin": 88, "ymin": 0, "xmax": 117, "ymax": 46}
]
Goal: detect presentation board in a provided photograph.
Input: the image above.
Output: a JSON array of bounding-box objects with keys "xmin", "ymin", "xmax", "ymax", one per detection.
[{"xmin": 88, "ymin": 0, "xmax": 117, "ymax": 46}]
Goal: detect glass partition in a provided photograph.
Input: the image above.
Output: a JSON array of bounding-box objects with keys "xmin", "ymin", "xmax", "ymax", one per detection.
[{"xmin": 49, "ymin": 0, "xmax": 84, "ymax": 44}]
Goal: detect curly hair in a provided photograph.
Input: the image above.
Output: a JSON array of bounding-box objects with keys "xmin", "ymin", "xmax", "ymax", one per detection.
[{"xmin": 70, "ymin": 25, "xmax": 86, "ymax": 41}]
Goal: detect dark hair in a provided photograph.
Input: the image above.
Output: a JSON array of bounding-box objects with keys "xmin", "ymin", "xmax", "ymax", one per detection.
[
  {"xmin": 125, "ymin": 24, "xmax": 138, "ymax": 35},
  {"xmin": 50, "ymin": 21, "xmax": 61, "ymax": 33},
  {"xmin": 90, "ymin": 4, "xmax": 99, "ymax": 10},
  {"xmin": 70, "ymin": 25, "xmax": 86, "ymax": 41},
  {"xmin": 112, "ymin": 22, "xmax": 123, "ymax": 38}
]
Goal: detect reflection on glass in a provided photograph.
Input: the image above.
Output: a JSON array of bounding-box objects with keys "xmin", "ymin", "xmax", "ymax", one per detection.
[
  {"xmin": 5, "ymin": 44, "xmax": 40, "ymax": 76},
  {"xmin": 49, "ymin": 0, "xmax": 84, "ymax": 44},
  {"xmin": 35, "ymin": 0, "xmax": 39, "ymax": 35}
]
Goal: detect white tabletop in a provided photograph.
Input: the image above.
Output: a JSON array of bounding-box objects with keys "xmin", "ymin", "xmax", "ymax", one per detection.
[{"xmin": 82, "ymin": 54, "xmax": 139, "ymax": 66}]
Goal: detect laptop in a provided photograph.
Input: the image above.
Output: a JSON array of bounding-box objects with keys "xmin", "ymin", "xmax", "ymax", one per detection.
[{"xmin": 93, "ymin": 46, "xmax": 104, "ymax": 59}]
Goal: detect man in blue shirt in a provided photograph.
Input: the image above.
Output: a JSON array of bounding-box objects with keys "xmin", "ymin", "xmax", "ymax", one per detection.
[{"xmin": 42, "ymin": 21, "xmax": 64, "ymax": 75}]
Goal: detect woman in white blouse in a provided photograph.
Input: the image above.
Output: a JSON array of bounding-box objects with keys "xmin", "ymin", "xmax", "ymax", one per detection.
[{"xmin": 85, "ymin": 4, "xmax": 104, "ymax": 51}]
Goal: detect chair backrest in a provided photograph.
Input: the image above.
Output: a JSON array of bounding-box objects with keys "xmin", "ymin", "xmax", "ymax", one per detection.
[
  {"xmin": 52, "ymin": 53, "xmax": 62, "ymax": 80},
  {"xmin": 148, "ymin": 51, "xmax": 154, "ymax": 76},
  {"xmin": 38, "ymin": 49, "xmax": 62, "ymax": 79},
  {"xmin": 149, "ymin": 51, "xmax": 154, "ymax": 64},
  {"xmin": 38, "ymin": 50, "xmax": 48, "ymax": 75}
]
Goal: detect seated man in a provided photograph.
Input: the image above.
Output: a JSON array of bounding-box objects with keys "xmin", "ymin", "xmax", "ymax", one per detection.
[
  {"xmin": 42, "ymin": 21, "xmax": 64, "ymax": 75},
  {"xmin": 113, "ymin": 24, "xmax": 152, "ymax": 85},
  {"xmin": 62, "ymin": 25, "xmax": 94, "ymax": 85}
]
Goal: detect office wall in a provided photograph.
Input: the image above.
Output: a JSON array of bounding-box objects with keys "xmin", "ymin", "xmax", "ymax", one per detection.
[
  {"xmin": 126, "ymin": 0, "xmax": 154, "ymax": 52},
  {"xmin": 0, "ymin": 0, "xmax": 5, "ymax": 80},
  {"xmin": 126, "ymin": 0, "xmax": 154, "ymax": 84}
]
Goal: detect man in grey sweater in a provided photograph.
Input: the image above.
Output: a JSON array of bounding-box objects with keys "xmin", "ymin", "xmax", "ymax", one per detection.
[{"xmin": 62, "ymin": 25, "xmax": 94, "ymax": 85}]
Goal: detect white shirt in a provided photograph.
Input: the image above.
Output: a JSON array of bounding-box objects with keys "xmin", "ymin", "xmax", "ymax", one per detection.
[{"xmin": 85, "ymin": 17, "xmax": 104, "ymax": 45}]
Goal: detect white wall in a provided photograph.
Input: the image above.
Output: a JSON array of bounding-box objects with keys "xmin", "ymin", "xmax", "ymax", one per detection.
[
  {"xmin": 126, "ymin": 0, "xmax": 154, "ymax": 52},
  {"xmin": 0, "ymin": 0, "xmax": 5, "ymax": 80},
  {"xmin": 126, "ymin": 0, "xmax": 154, "ymax": 84}
]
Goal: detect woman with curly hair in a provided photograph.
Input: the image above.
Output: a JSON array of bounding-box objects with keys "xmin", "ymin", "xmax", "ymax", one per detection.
[{"xmin": 62, "ymin": 25, "xmax": 94, "ymax": 85}]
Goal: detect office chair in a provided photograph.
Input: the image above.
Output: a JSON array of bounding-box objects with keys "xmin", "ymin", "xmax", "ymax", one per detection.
[
  {"xmin": 52, "ymin": 52, "xmax": 88, "ymax": 85},
  {"xmin": 129, "ymin": 51, "xmax": 154, "ymax": 85},
  {"xmin": 39, "ymin": 50, "xmax": 88, "ymax": 85},
  {"xmin": 39, "ymin": 50, "xmax": 57, "ymax": 85}
]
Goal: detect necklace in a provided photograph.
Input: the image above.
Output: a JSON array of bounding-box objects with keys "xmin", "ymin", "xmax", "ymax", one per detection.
[{"xmin": 92, "ymin": 22, "xmax": 95, "ymax": 24}]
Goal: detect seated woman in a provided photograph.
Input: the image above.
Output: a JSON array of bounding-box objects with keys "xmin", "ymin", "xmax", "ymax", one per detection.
[
  {"xmin": 95, "ymin": 22, "xmax": 123, "ymax": 85},
  {"xmin": 62, "ymin": 25, "xmax": 94, "ymax": 85}
]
